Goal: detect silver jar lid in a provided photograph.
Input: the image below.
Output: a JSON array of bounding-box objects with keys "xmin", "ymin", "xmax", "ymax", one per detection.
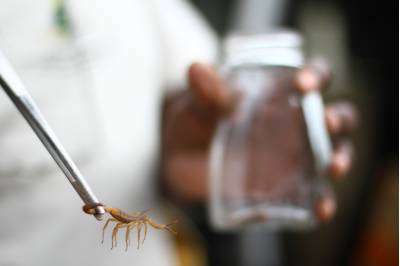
[{"xmin": 223, "ymin": 30, "xmax": 304, "ymax": 68}]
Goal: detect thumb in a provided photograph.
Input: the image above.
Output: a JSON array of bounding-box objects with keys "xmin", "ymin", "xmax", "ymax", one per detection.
[{"xmin": 188, "ymin": 62, "xmax": 234, "ymax": 114}]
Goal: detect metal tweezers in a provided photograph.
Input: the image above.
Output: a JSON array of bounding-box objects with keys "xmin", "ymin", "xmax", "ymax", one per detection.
[{"xmin": 0, "ymin": 50, "xmax": 105, "ymax": 220}]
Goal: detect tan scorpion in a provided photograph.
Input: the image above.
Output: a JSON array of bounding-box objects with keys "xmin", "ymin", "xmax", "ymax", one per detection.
[{"xmin": 83, "ymin": 203, "xmax": 177, "ymax": 250}]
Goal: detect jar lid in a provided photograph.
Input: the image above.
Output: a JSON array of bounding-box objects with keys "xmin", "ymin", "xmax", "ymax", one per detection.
[{"xmin": 223, "ymin": 30, "xmax": 304, "ymax": 68}]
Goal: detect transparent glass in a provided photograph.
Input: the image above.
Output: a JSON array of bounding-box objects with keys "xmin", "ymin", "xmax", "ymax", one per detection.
[{"xmin": 209, "ymin": 65, "xmax": 320, "ymax": 230}]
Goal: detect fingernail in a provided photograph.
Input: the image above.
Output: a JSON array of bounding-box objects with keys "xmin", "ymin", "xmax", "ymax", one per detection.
[
  {"xmin": 189, "ymin": 63, "xmax": 215, "ymax": 92},
  {"xmin": 325, "ymin": 107, "xmax": 341, "ymax": 134},
  {"xmin": 330, "ymin": 152, "xmax": 351, "ymax": 178},
  {"xmin": 318, "ymin": 197, "xmax": 336, "ymax": 222},
  {"xmin": 296, "ymin": 68, "xmax": 321, "ymax": 94}
]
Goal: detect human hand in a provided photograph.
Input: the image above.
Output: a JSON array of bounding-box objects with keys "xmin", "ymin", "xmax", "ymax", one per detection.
[{"xmin": 162, "ymin": 61, "xmax": 357, "ymax": 223}]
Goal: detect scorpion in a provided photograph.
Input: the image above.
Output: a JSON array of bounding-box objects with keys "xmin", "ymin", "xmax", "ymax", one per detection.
[{"xmin": 83, "ymin": 203, "xmax": 177, "ymax": 251}]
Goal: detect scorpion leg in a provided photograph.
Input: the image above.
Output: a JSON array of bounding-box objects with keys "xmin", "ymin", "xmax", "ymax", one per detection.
[
  {"xmin": 102, "ymin": 218, "xmax": 118, "ymax": 244},
  {"xmin": 125, "ymin": 222, "xmax": 136, "ymax": 251},
  {"xmin": 142, "ymin": 221, "xmax": 148, "ymax": 244},
  {"xmin": 131, "ymin": 209, "xmax": 150, "ymax": 217},
  {"xmin": 111, "ymin": 223, "xmax": 127, "ymax": 249},
  {"xmin": 136, "ymin": 222, "xmax": 143, "ymax": 249},
  {"xmin": 111, "ymin": 223, "xmax": 120, "ymax": 249}
]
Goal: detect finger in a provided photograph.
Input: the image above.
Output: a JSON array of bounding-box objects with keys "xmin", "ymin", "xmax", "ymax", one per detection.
[
  {"xmin": 315, "ymin": 192, "xmax": 337, "ymax": 223},
  {"xmin": 330, "ymin": 140, "xmax": 354, "ymax": 179},
  {"xmin": 315, "ymin": 185, "xmax": 336, "ymax": 223},
  {"xmin": 309, "ymin": 57, "xmax": 332, "ymax": 85},
  {"xmin": 325, "ymin": 102, "xmax": 359, "ymax": 135},
  {"xmin": 295, "ymin": 57, "xmax": 331, "ymax": 94},
  {"xmin": 188, "ymin": 62, "xmax": 234, "ymax": 113}
]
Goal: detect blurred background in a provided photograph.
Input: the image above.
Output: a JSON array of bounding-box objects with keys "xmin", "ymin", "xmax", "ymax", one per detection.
[{"xmin": 165, "ymin": 0, "xmax": 398, "ymax": 266}]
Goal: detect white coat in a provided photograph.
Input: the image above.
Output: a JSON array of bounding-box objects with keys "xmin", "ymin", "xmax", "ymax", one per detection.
[{"xmin": 0, "ymin": 0, "xmax": 217, "ymax": 265}]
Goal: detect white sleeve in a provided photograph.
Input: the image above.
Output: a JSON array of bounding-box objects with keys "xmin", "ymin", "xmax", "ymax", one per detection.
[{"xmin": 151, "ymin": 0, "xmax": 220, "ymax": 92}]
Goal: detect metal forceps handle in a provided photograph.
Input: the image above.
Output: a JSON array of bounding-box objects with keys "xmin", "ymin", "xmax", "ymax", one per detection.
[{"xmin": 0, "ymin": 50, "xmax": 105, "ymax": 220}]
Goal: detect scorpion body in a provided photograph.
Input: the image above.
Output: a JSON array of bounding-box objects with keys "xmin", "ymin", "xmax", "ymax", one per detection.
[{"xmin": 83, "ymin": 203, "xmax": 177, "ymax": 250}]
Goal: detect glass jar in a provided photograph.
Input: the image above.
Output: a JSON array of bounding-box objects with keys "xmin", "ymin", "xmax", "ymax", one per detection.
[{"xmin": 209, "ymin": 30, "xmax": 332, "ymax": 231}]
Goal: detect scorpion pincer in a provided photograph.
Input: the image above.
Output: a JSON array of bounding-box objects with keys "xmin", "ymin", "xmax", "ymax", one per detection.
[{"xmin": 83, "ymin": 203, "xmax": 177, "ymax": 250}]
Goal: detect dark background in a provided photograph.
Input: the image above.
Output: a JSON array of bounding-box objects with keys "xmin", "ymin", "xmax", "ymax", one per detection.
[{"xmin": 178, "ymin": 0, "xmax": 398, "ymax": 265}]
